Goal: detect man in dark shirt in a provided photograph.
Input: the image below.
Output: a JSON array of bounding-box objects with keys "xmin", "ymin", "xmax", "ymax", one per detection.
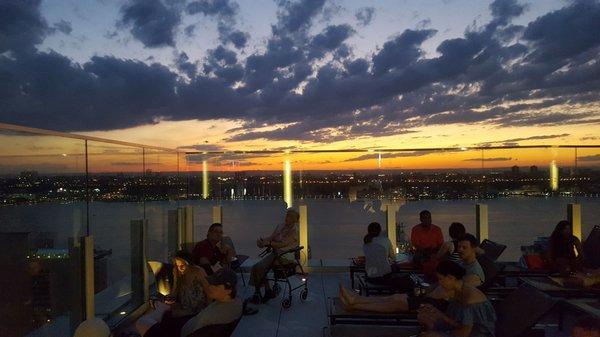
[{"xmin": 192, "ymin": 223, "xmax": 234, "ymax": 274}]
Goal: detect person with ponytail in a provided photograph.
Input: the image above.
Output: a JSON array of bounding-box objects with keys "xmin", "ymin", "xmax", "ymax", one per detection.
[{"xmin": 363, "ymin": 222, "xmax": 414, "ymax": 292}]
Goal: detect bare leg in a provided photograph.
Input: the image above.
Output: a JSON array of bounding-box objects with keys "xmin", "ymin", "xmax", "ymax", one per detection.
[{"xmin": 340, "ymin": 284, "xmax": 403, "ymax": 305}]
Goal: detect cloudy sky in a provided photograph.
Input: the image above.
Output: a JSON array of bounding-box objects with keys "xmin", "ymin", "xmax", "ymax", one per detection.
[{"xmin": 1, "ymin": 0, "xmax": 599, "ymax": 159}]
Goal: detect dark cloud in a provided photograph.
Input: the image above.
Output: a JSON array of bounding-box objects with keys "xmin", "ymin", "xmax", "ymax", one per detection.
[
  {"xmin": 226, "ymin": 30, "xmax": 248, "ymax": 49},
  {"xmin": 0, "ymin": 0, "xmax": 49, "ymax": 53},
  {"xmin": 355, "ymin": 7, "xmax": 375, "ymax": 26},
  {"xmin": 186, "ymin": 0, "xmax": 238, "ymax": 17},
  {"xmin": 174, "ymin": 52, "xmax": 197, "ymax": 78},
  {"xmin": 463, "ymin": 157, "xmax": 512, "ymax": 162},
  {"xmin": 308, "ymin": 24, "xmax": 355, "ymax": 59},
  {"xmin": 578, "ymin": 154, "xmax": 600, "ymax": 162},
  {"xmin": 2, "ymin": 0, "xmax": 600, "ymax": 145},
  {"xmin": 501, "ymin": 134, "xmax": 570, "ymax": 142},
  {"xmin": 119, "ymin": 0, "xmax": 181, "ymax": 48},
  {"xmin": 52, "ymin": 20, "xmax": 73, "ymax": 35},
  {"xmin": 523, "ymin": 1, "xmax": 600, "ymax": 61},
  {"xmin": 372, "ymin": 29, "xmax": 437, "ymax": 76},
  {"xmin": 277, "ymin": 0, "xmax": 326, "ymax": 33}
]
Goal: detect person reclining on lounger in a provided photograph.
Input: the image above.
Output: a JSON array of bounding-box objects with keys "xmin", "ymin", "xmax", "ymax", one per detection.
[
  {"xmin": 417, "ymin": 260, "xmax": 496, "ymax": 337},
  {"xmin": 249, "ymin": 208, "xmax": 299, "ymax": 304},
  {"xmin": 339, "ymin": 233, "xmax": 485, "ymax": 313},
  {"xmin": 363, "ymin": 222, "xmax": 415, "ymax": 293},
  {"xmin": 192, "ymin": 223, "xmax": 235, "ymax": 275}
]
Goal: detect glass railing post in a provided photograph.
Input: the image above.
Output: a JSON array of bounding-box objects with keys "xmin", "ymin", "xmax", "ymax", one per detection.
[
  {"xmin": 213, "ymin": 205, "xmax": 223, "ymax": 224},
  {"xmin": 299, "ymin": 204, "xmax": 309, "ymax": 265},
  {"xmin": 476, "ymin": 204, "xmax": 489, "ymax": 242},
  {"xmin": 130, "ymin": 220, "xmax": 147, "ymax": 307},
  {"xmin": 386, "ymin": 205, "xmax": 398, "ymax": 253},
  {"xmin": 568, "ymin": 203, "xmax": 582, "ymax": 240}
]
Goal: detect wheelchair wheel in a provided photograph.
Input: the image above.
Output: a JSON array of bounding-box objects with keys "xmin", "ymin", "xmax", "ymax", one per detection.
[
  {"xmin": 282, "ymin": 298, "xmax": 292, "ymax": 309},
  {"xmin": 272, "ymin": 283, "xmax": 281, "ymax": 296},
  {"xmin": 300, "ymin": 288, "xmax": 308, "ymax": 300}
]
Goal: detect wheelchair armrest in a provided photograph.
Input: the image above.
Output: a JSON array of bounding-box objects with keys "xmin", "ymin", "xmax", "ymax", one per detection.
[{"xmin": 276, "ymin": 246, "xmax": 304, "ymax": 258}]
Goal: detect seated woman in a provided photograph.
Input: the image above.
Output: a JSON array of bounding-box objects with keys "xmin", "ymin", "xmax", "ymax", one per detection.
[
  {"xmin": 249, "ymin": 209, "xmax": 300, "ymax": 304},
  {"xmin": 434, "ymin": 222, "xmax": 466, "ymax": 263},
  {"xmin": 363, "ymin": 222, "xmax": 414, "ymax": 293},
  {"xmin": 417, "ymin": 260, "xmax": 496, "ymax": 337},
  {"xmin": 548, "ymin": 220, "xmax": 584, "ymax": 274},
  {"xmin": 137, "ymin": 250, "xmax": 209, "ymax": 337}
]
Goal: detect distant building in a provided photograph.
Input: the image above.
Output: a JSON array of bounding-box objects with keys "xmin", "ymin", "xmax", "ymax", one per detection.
[
  {"xmin": 511, "ymin": 165, "xmax": 520, "ymax": 174},
  {"xmin": 530, "ymin": 165, "xmax": 538, "ymax": 173}
]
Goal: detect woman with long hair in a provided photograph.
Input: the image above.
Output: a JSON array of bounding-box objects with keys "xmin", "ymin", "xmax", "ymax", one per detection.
[{"xmin": 548, "ymin": 220, "xmax": 584, "ymax": 274}]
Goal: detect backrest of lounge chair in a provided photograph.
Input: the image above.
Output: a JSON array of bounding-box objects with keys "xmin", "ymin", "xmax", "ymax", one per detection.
[
  {"xmin": 147, "ymin": 261, "xmax": 174, "ymax": 296},
  {"xmin": 480, "ymin": 239, "xmax": 507, "ymax": 262},
  {"xmin": 583, "ymin": 225, "xmax": 600, "ymax": 268},
  {"xmin": 495, "ymin": 284, "xmax": 556, "ymax": 337},
  {"xmin": 477, "ymin": 255, "xmax": 502, "ymax": 291},
  {"xmin": 187, "ymin": 317, "xmax": 241, "ymax": 337}
]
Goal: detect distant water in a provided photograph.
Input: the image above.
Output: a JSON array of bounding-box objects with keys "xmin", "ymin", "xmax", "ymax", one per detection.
[{"xmin": 1, "ymin": 197, "xmax": 599, "ymax": 282}]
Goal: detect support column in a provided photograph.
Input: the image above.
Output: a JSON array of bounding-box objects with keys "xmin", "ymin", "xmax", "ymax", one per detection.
[
  {"xmin": 386, "ymin": 205, "xmax": 398, "ymax": 253},
  {"xmin": 131, "ymin": 220, "xmax": 148, "ymax": 306},
  {"xmin": 283, "ymin": 159, "xmax": 293, "ymax": 208},
  {"xmin": 167, "ymin": 210, "xmax": 179, "ymax": 258},
  {"xmin": 567, "ymin": 203, "xmax": 582, "ymax": 240},
  {"xmin": 177, "ymin": 207, "xmax": 185, "ymax": 249},
  {"xmin": 299, "ymin": 205, "xmax": 308, "ymax": 265},
  {"xmin": 184, "ymin": 205, "xmax": 194, "ymax": 244},
  {"xmin": 212, "ymin": 205, "xmax": 223, "ymax": 224},
  {"xmin": 476, "ymin": 204, "xmax": 489, "ymax": 242},
  {"xmin": 83, "ymin": 236, "xmax": 95, "ymax": 319}
]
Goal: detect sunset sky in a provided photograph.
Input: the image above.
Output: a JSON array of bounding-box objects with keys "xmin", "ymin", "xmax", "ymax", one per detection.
[{"xmin": 1, "ymin": 0, "xmax": 599, "ymax": 172}]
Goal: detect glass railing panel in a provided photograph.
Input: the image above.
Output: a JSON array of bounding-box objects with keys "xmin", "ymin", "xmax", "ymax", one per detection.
[
  {"xmin": 0, "ymin": 129, "xmax": 86, "ymax": 336},
  {"xmin": 144, "ymin": 150, "xmax": 179, "ymax": 263},
  {"xmin": 86, "ymin": 141, "xmax": 144, "ymax": 321},
  {"xmin": 575, "ymin": 147, "xmax": 600, "ymax": 241}
]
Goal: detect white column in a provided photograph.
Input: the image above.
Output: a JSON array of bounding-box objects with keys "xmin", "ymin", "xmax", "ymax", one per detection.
[
  {"xmin": 202, "ymin": 160, "xmax": 209, "ymax": 199},
  {"xmin": 386, "ymin": 205, "xmax": 398, "ymax": 253},
  {"xmin": 212, "ymin": 205, "xmax": 223, "ymax": 224},
  {"xmin": 184, "ymin": 205, "xmax": 194, "ymax": 244},
  {"xmin": 299, "ymin": 205, "xmax": 308, "ymax": 265},
  {"xmin": 476, "ymin": 204, "xmax": 489, "ymax": 242},
  {"xmin": 283, "ymin": 159, "xmax": 293, "ymax": 208},
  {"xmin": 568, "ymin": 203, "xmax": 582, "ymax": 240},
  {"xmin": 83, "ymin": 236, "xmax": 95, "ymax": 319}
]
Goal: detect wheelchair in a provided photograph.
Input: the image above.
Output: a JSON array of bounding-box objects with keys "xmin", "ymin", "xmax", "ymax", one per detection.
[{"xmin": 262, "ymin": 245, "xmax": 308, "ymax": 309}]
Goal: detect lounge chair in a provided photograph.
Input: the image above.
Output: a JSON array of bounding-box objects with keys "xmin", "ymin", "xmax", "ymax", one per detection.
[
  {"xmin": 583, "ymin": 225, "xmax": 600, "ymax": 268},
  {"xmin": 480, "ymin": 239, "xmax": 507, "ymax": 262},
  {"xmin": 325, "ymin": 284, "xmax": 558, "ymax": 337},
  {"xmin": 187, "ymin": 317, "xmax": 241, "ymax": 337}
]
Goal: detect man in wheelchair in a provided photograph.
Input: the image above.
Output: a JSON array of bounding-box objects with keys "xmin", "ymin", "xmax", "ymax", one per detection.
[{"xmin": 249, "ymin": 209, "xmax": 300, "ymax": 304}]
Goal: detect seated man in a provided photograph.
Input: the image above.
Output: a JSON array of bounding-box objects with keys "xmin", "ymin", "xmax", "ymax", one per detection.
[
  {"xmin": 180, "ymin": 269, "xmax": 243, "ymax": 337},
  {"xmin": 457, "ymin": 233, "xmax": 485, "ymax": 287},
  {"xmin": 339, "ymin": 232, "xmax": 485, "ymax": 313},
  {"xmin": 411, "ymin": 210, "xmax": 444, "ymax": 266},
  {"xmin": 192, "ymin": 223, "xmax": 235, "ymax": 275}
]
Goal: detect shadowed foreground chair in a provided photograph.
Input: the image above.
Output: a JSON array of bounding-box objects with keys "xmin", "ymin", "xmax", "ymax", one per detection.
[
  {"xmin": 480, "ymin": 239, "xmax": 507, "ymax": 262},
  {"xmin": 187, "ymin": 318, "xmax": 241, "ymax": 337}
]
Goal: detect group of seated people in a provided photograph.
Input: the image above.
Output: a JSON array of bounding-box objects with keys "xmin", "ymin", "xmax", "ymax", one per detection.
[
  {"xmin": 135, "ymin": 223, "xmax": 243, "ymax": 337},
  {"xmin": 340, "ymin": 209, "xmax": 598, "ymax": 337},
  {"xmin": 134, "ymin": 209, "xmax": 302, "ymax": 336}
]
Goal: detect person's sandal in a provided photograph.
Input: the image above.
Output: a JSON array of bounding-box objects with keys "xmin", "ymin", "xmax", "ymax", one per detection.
[{"xmin": 242, "ymin": 299, "xmax": 259, "ymax": 316}]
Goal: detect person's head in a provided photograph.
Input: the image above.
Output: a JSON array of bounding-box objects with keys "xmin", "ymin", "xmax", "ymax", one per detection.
[
  {"xmin": 285, "ymin": 209, "xmax": 300, "ymax": 225},
  {"xmin": 458, "ymin": 233, "xmax": 479, "ymax": 262},
  {"xmin": 449, "ymin": 222, "xmax": 466, "ymax": 240},
  {"xmin": 419, "ymin": 210, "xmax": 432, "ymax": 226},
  {"xmin": 572, "ymin": 316, "xmax": 600, "ymax": 337},
  {"xmin": 207, "ymin": 223, "xmax": 224, "ymax": 244},
  {"xmin": 363, "ymin": 222, "xmax": 382, "ymax": 244},
  {"xmin": 551, "ymin": 220, "xmax": 572, "ymax": 240},
  {"xmin": 436, "ymin": 260, "xmax": 466, "ymax": 291},
  {"xmin": 206, "ymin": 268, "xmax": 238, "ymax": 301},
  {"xmin": 173, "ymin": 250, "xmax": 193, "ymax": 275}
]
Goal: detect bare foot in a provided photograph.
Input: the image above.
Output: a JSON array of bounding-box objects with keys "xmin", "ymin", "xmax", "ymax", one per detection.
[
  {"xmin": 339, "ymin": 292, "xmax": 355, "ymax": 311},
  {"xmin": 339, "ymin": 284, "xmax": 356, "ymax": 305}
]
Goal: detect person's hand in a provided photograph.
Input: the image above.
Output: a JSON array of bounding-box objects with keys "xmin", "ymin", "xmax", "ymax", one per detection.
[{"xmin": 418, "ymin": 304, "xmax": 442, "ymax": 320}]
